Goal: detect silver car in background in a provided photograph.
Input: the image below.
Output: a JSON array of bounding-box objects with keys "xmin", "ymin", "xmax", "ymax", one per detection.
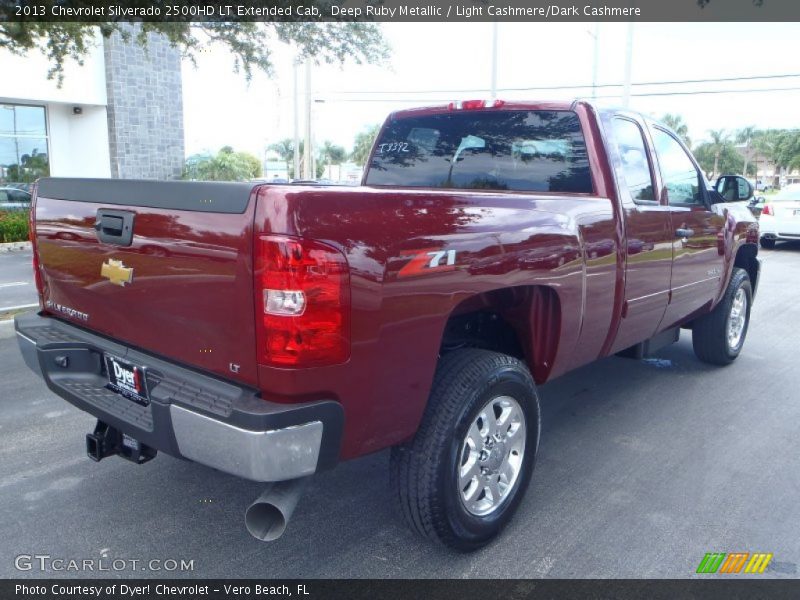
[
  {"xmin": 760, "ymin": 184, "xmax": 800, "ymax": 249},
  {"xmin": 0, "ymin": 186, "xmax": 32, "ymax": 211}
]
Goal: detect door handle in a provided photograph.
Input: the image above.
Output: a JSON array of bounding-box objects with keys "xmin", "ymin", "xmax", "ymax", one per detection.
[
  {"xmin": 95, "ymin": 215, "xmax": 123, "ymax": 235},
  {"xmin": 675, "ymin": 228, "xmax": 694, "ymax": 238},
  {"xmin": 95, "ymin": 209, "xmax": 135, "ymax": 246}
]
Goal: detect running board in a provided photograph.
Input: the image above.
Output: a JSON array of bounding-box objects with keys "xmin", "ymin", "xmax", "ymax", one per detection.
[{"xmin": 616, "ymin": 327, "xmax": 680, "ymax": 360}]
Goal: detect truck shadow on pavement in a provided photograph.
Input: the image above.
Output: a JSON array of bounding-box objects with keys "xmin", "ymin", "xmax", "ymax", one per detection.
[{"xmin": 122, "ymin": 336, "xmax": 743, "ymax": 576}]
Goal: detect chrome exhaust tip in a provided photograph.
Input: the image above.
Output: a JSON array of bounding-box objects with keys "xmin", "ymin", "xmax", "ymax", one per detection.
[{"xmin": 245, "ymin": 478, "xmax": 308, "ymax": 542}]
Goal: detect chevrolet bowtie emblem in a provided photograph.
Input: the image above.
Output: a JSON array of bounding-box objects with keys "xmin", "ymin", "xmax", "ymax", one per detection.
[{"xmin": 101, "ymin": 259, "xmax": 133, "ymax": 286}]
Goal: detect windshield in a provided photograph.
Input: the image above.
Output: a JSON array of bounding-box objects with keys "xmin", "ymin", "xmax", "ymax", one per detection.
[{"xmin": 365, "ymin": 110, "xmax": 593, "ymax": 193}]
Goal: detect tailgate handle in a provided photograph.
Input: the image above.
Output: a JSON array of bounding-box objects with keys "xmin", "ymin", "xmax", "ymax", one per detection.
[{"xmin": 95, "ymin": 209, "xmax": 135, "ymax": 246}]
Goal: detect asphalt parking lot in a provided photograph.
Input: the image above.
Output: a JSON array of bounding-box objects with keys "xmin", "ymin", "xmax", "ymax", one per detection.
[
  {"xmin": 0, "ymin": 249, "xmax": 37, "ymax": 311},
  {"xmin": 1, "ymin": 245, "xmax": 798, "ymax": 579}
]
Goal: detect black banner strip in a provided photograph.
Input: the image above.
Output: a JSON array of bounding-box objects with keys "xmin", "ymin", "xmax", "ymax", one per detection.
[
  {"xmin": 4, "ymin": 579, "xmax": 800, "ymax": 600},
  {"xmin": 2, "ymin": 0, "xmax": 800, "ymax": 23}
]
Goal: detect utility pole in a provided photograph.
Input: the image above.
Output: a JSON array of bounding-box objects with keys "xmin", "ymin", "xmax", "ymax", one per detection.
[
  {"xmin": 590, "ymin": 23, "xmax": 599, "ymax": 99},
  {"xmin": 292, "ymin": 61, "xmax": 300, "ymax": 180},
  {"xmin": 303, "ymin": 60, "xmax": 313, "ymax": 179},
  {"xmin": 622, "ymin": 22, "xmax": 635, "ymax": 108},
  {"xmin": 490, "ymin": 22, "xmax": 498, "ymax": 100}
]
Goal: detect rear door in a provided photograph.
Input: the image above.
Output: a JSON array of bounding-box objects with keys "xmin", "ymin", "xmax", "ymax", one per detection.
[
  {"xmin": 34, "ymin": 178, "xmax": 260, "ymax": 386},
  {"xmin": 649, "ymin": 128, "xmax": 726, "ymax": 329},
  {"xmin": 605, "ymin": 115, "xmax": 674, "ymax": 352}
]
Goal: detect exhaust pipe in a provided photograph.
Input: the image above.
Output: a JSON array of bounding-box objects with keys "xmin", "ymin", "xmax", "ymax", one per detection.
[{"xmin": 245, "ymin": 478, "xmax": 309, "ymax": 542}]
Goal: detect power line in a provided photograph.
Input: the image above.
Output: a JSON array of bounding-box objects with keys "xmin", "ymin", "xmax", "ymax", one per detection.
[
  {"xmin": 316, "ymin": 86, "xmax": 800, "ymax": 103},
  {"xmin": 600, "ymin": 86, "xmax": 800, "ymax": 99},
  {"xmin": 324, "ymin": 73, "xmax": 800, "ymax": 97}
]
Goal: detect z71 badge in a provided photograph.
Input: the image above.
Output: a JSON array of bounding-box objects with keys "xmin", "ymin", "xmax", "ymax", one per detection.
[{"xmin": 398, "ymin": 248, "xmax": 457, "ymax": 278}]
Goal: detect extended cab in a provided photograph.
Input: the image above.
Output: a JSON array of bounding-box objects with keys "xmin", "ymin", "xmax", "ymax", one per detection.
[{"xmin": 16, "ymin": 100, "xmax": 761, "ymax": 550}]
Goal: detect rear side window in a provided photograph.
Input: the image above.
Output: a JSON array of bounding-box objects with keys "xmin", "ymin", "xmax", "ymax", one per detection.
[
  {"xmin": 611, "ymin": 118, "xmax": 655, "ymax": 202},
  {"xmin": 366, "ymin": 110, "xmax": 593, "ymax": 193}
]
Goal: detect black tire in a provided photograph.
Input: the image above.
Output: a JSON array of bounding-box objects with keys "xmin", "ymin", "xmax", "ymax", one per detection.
[
  {"xmin": 390, "ymin": 349, "xmax": 540, "ymax": 551},
  {"xmin": 692, "ymin": 267, "xmax": 752, "ymax": 365},
  {"xmin": 760, "ymin": 237, "xmax": 776, "ymax": 250}
]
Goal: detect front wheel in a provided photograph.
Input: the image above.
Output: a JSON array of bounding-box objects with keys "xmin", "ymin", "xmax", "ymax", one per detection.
[
  {"xmin": 760, "ymin": 237, "xmax": 776, "ymax": 250},
  {"xmin": 692, "ymin": 267, "xmax": 752, "ymax": 365},
  {"xmin": 390, "ymin": 349, "xmax": 540, "ymax": 551}
]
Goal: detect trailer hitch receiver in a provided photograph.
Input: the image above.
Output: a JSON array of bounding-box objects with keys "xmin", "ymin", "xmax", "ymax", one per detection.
[{"xmin": 86, "ymin": 421, "xmax": 157, "ymax": 464}]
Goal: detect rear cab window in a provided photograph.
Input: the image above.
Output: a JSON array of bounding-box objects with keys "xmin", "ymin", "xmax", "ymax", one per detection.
[{"xmin": 365, "ymin": 110, "xmax": 593, "ymax": 194}]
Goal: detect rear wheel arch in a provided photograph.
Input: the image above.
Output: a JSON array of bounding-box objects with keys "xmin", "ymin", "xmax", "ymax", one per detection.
[{"xmin": 439, "ymin": 285, "xmax": 561, "ymax": 384}]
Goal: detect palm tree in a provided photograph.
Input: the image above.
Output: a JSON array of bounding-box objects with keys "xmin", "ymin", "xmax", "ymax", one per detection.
[
  {"xmin": 661, "ymin": 114, "xmax": 691, "ymax": 148},
  {"xmin": 707, "ymin": 129, "xmax": 729, "ymax": 179},
  {"xmin": 268, "ymin": 139, "xmax": 295, "ymax": 172},
  {"xmin": 351, "ymin": 124, "xmax": 382, "ymax": 166},
  {"xmin": 736, "ymin": 126, "xmax": 757, "ymax": 178},
  {"xmin": 318, "ymin": 141, "xmax": 347, "ymax": 179},
  {"xmin": 752, "ymin": 131, "xmax": 778, "ymax": 187}
]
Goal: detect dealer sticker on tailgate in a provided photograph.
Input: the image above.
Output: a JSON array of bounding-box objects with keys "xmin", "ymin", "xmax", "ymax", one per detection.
[{"xmin": 105, "ymin": 355, "xmax": 149, "ymax": 406}]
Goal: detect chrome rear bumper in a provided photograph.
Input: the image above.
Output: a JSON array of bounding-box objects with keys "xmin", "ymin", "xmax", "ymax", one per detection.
[{"xmin": 15, "ymin": 312, "xmax": 343, "ymax": 482}]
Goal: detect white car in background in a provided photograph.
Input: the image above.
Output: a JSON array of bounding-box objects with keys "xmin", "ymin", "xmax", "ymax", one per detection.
[{"xmin": 760, "ymin": 184, "xmax": 800, "ymax": 249}]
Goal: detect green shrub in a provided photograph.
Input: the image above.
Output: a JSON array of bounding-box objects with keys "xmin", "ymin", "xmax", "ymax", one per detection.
[{"xmin": 0, "ymin": 210, "xmax": 29, "ymax": 243}]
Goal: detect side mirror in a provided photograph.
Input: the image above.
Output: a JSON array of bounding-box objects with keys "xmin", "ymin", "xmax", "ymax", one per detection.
[{"xmin": 714, "ymin": 175, "xmax": 754, "ymax": 203}]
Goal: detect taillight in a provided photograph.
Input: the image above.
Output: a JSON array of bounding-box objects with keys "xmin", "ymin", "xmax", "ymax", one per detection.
[
  {"xmin": 447, "ymin": 99, "xmax": 505, "ymax": 110},
  {"xmin": 460, "ymin": 99, "xmax": 486, "ymax": 110},
  {"xmin": 28, "ymin": 182, "xmax": 44, "ymax": 307},
  {"xmin": 254, "ymin": 235, "xmax": 350, "ymax": 368},
  {"xmin": 762, "ymin": 204, "xmax": 773, "ymax": 216}
]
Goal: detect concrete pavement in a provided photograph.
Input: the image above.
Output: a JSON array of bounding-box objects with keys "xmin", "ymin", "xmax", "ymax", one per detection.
[
  {"xmin": 0, "ymin": 249, "xmax": 37, "ymax": 310},
  {"xmin": 0, "ymin": 245, "xmax": 798, "ymax": 579}
]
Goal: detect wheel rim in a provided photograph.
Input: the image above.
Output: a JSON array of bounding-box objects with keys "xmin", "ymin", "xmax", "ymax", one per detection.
[
  {"xmin": 726, "ymin": 287, "xmax": 748, "ymax": 349},
  {"xmin": 458, "ymin": 395, "xmax": 526, "ymax": 517}
]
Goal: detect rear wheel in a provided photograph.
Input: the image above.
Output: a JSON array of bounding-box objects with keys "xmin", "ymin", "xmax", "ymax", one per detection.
[
  {"xmin": 390, "ymin": 349, "xmax": 540, "ymax": 551},
  {"xmin": 760, "ymin": 237, "xmax": 776, "ymax": 249},
  {"xmin": 692, "ymin": 267, "xmax": 752, "ymax": 365}
]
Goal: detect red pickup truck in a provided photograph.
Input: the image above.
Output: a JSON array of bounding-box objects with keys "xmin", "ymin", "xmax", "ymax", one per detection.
[{"xmin": 16, "ymin": 100, "xmax": 760, "ymax": 551}]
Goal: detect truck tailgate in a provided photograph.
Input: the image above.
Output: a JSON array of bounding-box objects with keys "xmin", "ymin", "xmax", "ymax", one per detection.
[{"xmin": 33, "ymin": 178, "xmax": 260, "ymax": 387}]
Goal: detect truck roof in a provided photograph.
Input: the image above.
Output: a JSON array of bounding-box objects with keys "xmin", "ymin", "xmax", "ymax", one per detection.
[{"xmin": 389, "ymin": 99, "xmax": 586, "ymax": 120}]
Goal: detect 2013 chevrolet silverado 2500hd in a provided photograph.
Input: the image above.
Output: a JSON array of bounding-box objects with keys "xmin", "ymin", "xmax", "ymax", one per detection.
[{"xmin": 16, "ymin": 100, "xmax": 761, "ymax": 550}]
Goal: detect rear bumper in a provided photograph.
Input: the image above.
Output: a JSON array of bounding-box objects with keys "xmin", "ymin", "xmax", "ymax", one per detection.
[
  {"xmin": 15, "ymin": 312, "xmax": 343, "ymax": 482},
  {"xmin": 761, "ymin": 232, "xmax": 800, "ymax": 241},
  {"xmin": 759, "ymin": 215, "xmax": 800, "ymax": 240}
]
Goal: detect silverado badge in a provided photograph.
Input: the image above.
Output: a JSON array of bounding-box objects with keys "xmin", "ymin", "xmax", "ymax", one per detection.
[{"xmin": 101, "ymin": 259, "xmax": 133, "ymax": 286}]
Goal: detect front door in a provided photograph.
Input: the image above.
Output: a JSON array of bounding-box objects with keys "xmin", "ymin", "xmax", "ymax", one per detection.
[{"xmin": 650, "ymin": 127, "xmax": 726, "ymax": 329}]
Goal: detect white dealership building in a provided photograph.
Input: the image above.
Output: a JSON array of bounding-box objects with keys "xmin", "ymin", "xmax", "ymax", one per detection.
[{"xmin": 0, "ymin": 26, "xmax": 184, "ymax": 186}]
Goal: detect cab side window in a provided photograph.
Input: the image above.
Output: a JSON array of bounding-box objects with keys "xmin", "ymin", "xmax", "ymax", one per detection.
[
  {"xmin": 652, "ymin": 128, "xmax": 704, "ymax": 206},
  {"xmin": 611, "ymin": 118, "xmax": 655, "ymax": 202}
]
